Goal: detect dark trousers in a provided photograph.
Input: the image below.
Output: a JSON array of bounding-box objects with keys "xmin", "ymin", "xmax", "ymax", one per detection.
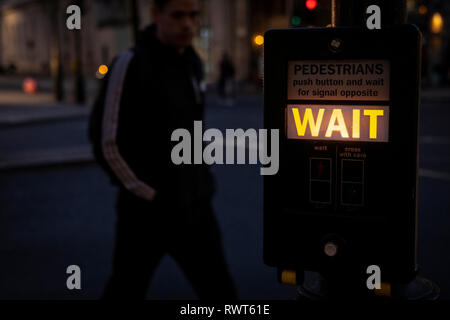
[{"xmin": 103, "ymin": 189, "xmax": 237, "ymax": 300}]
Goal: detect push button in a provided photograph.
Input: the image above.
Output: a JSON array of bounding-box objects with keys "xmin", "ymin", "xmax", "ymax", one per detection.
[
  {"xmin": 321, "ymin": 234, "xmax": 345, "ymax": 258},
  {"xmin": 324, "ymin": 242, "xmax": 338, "ymax": 257}
]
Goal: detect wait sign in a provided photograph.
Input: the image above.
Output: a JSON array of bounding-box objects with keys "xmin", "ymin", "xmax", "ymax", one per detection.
[{"xmin": 286, "ymin": 105, "xmax": 389, "ymax": 142}]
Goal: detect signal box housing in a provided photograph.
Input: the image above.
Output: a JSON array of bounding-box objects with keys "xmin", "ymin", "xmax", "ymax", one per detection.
[{"xmin": 263, "ymin": 25, "xmax": 422, "ymax": 285}]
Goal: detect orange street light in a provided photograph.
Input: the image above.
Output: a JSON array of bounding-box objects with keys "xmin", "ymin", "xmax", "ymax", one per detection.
[
  {"xmin": 418, "ymin": 5, "xmax": 427, "ymax": 15},
  {"xmin": 98, "ymin": 64, "xmax": 109, "ymax": 75},
  {"xmin": 431, "ymin": 12, "xmax": 444, "ymax": 34},
  {"xmin": 254, "ymin": 35, "xmax": 264, "ymax": 46}
]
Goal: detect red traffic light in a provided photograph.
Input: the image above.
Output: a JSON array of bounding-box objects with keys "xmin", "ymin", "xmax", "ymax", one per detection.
[{"xmin": 305, "ymin": 0, "xmax": 317, "ymax": 10}]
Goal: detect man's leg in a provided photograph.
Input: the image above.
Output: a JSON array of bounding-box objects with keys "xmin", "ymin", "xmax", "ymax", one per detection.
[
  {"xmin": 169, "ymin": 201, "xmax": 238, "ymax": 300},
  {"xmin": 103, "ymin": 190, "xmax": 165, "ymax": 299}
]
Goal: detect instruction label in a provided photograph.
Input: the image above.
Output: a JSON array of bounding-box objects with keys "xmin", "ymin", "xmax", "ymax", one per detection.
[{"xmin": 287, "ymin": 60, "xmax": 390, "ymax": 101}]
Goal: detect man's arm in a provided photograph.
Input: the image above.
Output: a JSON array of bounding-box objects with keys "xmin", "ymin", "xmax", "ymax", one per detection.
[
  {"xmin": 89, "ymin": 50, "xmax": 157, "ymax": 201},
  {"xmin": 89, "ymin": 58, "xmax": 117, "ymax": 183}
]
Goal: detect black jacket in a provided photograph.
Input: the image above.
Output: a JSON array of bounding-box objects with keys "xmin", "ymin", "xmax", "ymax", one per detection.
[{"xmin": 89, "ymin": 25, "xmax": 215, "ymax": 209}]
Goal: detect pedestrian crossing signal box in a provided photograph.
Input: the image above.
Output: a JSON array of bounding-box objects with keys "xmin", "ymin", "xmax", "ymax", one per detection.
[{"xmin": 263, "ymin": 25, "xmax": 422, "ymax": 285}]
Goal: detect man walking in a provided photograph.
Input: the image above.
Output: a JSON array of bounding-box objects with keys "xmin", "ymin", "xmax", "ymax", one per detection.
[{"xmin": 89, "ymin": 0, "xmax": 237, "ymax": 300}]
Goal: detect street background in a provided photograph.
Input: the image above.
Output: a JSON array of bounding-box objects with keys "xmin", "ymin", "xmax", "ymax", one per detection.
[
  {"xmin": 0, "ymin": 83, "xmax": 449, "ymax": 299},
  {"xmin": 1, "ymin": 0, "xmax": 450, "ymax": 299}
]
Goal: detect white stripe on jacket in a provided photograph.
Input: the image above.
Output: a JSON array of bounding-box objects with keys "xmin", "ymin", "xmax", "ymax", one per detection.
[{"xmin": 101, "ymin": 50, "xmax": 157, "ymax": 201}]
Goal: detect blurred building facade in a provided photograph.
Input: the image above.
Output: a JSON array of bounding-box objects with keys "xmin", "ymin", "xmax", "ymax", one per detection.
[
  {"xmin": 0, "ymin": 0, "xmax": 140, "ymax": 78},
  {"xmin": 408, "ymin": 0, "xmax": 450, "ymax": 85},
  {"xmin": 0, "ymin": 0, "xmax": 293, "ymax": 85},
  {"xmin": 0, "ymin": 0, "xmax": 448, "ymax": 86}
]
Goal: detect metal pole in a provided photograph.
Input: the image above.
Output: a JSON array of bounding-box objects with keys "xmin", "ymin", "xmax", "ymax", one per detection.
[
  {"xmin": 73, "ymin": 0, "xmax": 85, "ymax": 104},
  {"xmin": 331, "ymin": 0, "xmax": 337, "ymax": 27},
  {"xmin": 74, "ymin": 31, "xmax": 85, "ymax": 104},
  {"xmin": 130, "ymin": 0, "xmax": 140, "ymax": 45},
  {"xmin": 0, "ymin": 9, "xmax": 3, "ymax": 71},
  {"xmin": 48, "ymin": 0, "xmax": 64, "ymax": 102}
]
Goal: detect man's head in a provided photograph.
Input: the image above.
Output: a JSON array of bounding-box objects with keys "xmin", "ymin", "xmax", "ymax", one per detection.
[{"xmin": 152, "ymin": 0, "xmax": 200, "ymax": 52}]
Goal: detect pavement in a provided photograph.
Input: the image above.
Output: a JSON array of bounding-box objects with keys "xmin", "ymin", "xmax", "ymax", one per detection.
[
  {"xmin": 0, "ymin": 91, "xmax": 92, "ymax": 170},
  {"xmin": 421, "ymin": 87, "xmax": 450, "ymax": 102},
  {"xmin": 0, "ymin": 89, "xmax": 264, "ymax": 171},
  {"xmin": 1, "ymin": 87, "xmax": 449, "ymax": 174},
  {"xmin": 0, "ymin": 103, "xmax": 90, "ymax": 128}
]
